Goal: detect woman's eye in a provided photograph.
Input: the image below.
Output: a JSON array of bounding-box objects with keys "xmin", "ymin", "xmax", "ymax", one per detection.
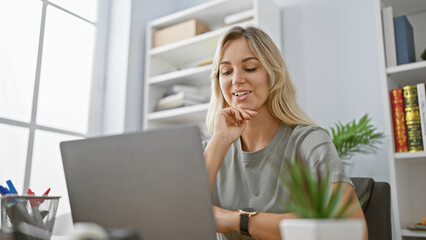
[
  {"xmin": 246, "ymin": 68, "xmax": 257, "ymax": 72},
  {"xmin": 222, "ymin": 70, "xmax": 231, "ymax": 76}
]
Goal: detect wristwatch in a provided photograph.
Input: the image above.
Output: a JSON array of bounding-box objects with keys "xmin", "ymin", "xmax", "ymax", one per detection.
[{"xmin": 238, "ymin": 208, "xmax": 258, "ymax": 236}]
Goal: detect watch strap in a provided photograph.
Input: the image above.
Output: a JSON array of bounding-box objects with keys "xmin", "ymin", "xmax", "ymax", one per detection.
[{"xmin": 240, "ymin": 214, "xmax": 250, "ymax": 236}]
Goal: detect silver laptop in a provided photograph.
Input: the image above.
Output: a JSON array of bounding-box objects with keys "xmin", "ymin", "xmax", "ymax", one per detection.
[{"xmin": 60, "ymin": 125, "xmax": 216, "ymax": 240}]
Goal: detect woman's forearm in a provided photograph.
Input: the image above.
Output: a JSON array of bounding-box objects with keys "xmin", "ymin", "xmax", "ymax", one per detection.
[
  {"xmin": 214, "ymin": 207, "xmax": 297, "ymax": 240},
  {"xmin": 204, "ymin": 135, "xmax": 232, "ymax": 191}
]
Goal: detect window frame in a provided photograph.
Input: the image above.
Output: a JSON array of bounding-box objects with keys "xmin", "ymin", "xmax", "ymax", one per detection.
[{"xmin": 0, "ymin": 0, "xmax": 110, "ymax": 192}]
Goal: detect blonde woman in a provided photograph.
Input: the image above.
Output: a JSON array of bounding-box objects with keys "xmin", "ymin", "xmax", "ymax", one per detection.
[{"xmin": 203, "ymin": 26, "xmax": 367, "ymax": 240}]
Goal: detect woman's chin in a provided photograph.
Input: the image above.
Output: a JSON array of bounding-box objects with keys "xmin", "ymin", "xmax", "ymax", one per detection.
[{"xmin": 233, "ymin": 103, "xmax": 254, "ymax": 111}]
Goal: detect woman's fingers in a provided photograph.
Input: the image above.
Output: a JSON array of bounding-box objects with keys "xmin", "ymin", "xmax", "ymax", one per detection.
[
  {"xmin": 223, "ymin": 112, "xmax": 238, "ymax": 125},
  {"xmin": 213, "ymin": 107, "xmax": 256, "ymax": 143},
  {"xmin": 222, "ymin": 107, "xmax": 257, "ymax": 122},
  {"xmin": 245, "ymin": 109, "xmax": 258, "ymax": 117}
]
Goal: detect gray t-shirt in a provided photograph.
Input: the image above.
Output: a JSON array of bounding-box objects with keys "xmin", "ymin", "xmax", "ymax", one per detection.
[{"xmin": 203, "ymin": 122, "xmax": 352, "ymax": 240}]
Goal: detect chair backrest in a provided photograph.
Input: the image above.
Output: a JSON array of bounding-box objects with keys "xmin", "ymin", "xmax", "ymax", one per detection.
[{"xmin": 350, "ymin": 177, "xmax": 392, "ymax": 240}]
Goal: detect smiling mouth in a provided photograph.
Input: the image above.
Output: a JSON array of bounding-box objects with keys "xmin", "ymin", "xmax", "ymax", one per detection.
[{"xmin": 233, "ymin": 91, "xmax": 251, "ymax": 97}]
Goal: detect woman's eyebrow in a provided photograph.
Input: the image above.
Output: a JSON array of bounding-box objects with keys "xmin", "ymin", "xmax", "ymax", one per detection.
[
  {"xmin": 242, "ymin": 57, "xmax": 258, "ymax": 62},
  {"xmin": 220, "ymin": 57, "xmax": 258, "ymax": 65}
]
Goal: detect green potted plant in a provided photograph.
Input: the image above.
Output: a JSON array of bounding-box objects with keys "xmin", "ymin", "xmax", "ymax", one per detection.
[
  {"xmin": 279, "ymin": 159, "xmax": 364, "ymax": 240},
  {"xmin": 279, "ymin": 114, "xmax": 383, "ymax": 240},
  {"xmin": 325, "ymin": 113, "xmax": 385, "ymax": 161}
]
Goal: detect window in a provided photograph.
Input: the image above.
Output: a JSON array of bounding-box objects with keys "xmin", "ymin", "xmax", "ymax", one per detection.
[{"xmin": 0, "ymin": 0, "xmax": 106, "ymax": 233}]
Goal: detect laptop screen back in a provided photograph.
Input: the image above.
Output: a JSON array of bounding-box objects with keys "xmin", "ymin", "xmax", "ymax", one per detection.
[{"xmin": 60, "ymin": 125, "xmax": 216, "ymax": 240}]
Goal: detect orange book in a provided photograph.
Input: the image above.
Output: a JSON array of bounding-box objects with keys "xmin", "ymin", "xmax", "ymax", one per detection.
[{"xmin": 390, "ymin": 89, "xmax": 408, "ymax": 152}]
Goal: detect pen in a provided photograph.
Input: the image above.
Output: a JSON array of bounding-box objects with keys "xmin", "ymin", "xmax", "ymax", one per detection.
[
  {"xmin": 27, "ymin": 189, "xmax": 46, "ymax": 228},
  {"xmin": 32, "ymin": 188, "xmax": 51, "ymax": 220},
  {"xmin": 6, "ymin": 180, "xmax": 18, "ymax": 194},
  {"xmin": 40, "ymin": 210, "xmax": 49, "ymax": 219},
  {"xmin": 39, "ymin": 188, "xmax": 51, "ymax": 205},
  {"xmin": 0, "ymin": 185, "xmax": 40, "ymax": 228},
  {"xmin": 30, "ymin": 188, "xmax": 51, "ymax": 207}
]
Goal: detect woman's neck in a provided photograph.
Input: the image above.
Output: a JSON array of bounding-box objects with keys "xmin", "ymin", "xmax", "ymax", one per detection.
[{"xmin": 240, "ymin": 107, "xmax": 280, "ymax": 152}]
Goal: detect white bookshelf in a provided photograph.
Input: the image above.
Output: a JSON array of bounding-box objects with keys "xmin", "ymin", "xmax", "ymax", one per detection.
[
  {"xmin": 143, "ymin": 0, "xmax": 282, "ymax": 132},
  {"xmin": 401, "ymin": 229, "xmax": 426, "ymax": 238},
  {"xmin": 387, "ymin": 61, "xmax": 426, "ymax": 86},
  {"xmin": 149, "ymin": 64, "xmax": 212, "ymax": 87},
  {"xmin": 376, "ymin": 0, "xmax": 426, "ymax": 239},
  {"xmin": 147, "ymin": 103, "xmax": 209, "ymax": 123}
]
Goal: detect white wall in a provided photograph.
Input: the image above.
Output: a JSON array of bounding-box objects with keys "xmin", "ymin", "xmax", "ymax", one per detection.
[{"xmin": 277, "ymin": 0, "xmax": 389, "ymax": 181}]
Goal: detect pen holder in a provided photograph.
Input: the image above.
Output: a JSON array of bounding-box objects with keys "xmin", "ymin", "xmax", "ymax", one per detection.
[{"xmin": 1, "ymin": 195, "xmax": 60, "ymax": 240}]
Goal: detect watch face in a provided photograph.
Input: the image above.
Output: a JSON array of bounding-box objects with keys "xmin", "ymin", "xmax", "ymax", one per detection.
[
  {"xmin": 239, "ymin": 208, "xmax": 257, "ymax": 215},
  {"xmin": 242, "ymin": 208, "xmax": 256, "ymax": 213}
]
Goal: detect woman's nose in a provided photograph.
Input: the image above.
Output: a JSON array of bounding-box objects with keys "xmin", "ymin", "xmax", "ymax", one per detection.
[{"xmin": 232, "ymin": 70, "xmax": 245, "ymax": 85}]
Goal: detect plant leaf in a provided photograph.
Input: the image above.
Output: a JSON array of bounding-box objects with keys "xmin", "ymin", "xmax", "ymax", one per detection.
[{"xmin": 327, "ymin": 113, "xmax": 385, "ymax": 160}]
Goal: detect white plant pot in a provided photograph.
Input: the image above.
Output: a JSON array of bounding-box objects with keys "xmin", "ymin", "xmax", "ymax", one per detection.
[{"xmin": 279, "ymin": 218, "xmax": 364, "ymax": 240}]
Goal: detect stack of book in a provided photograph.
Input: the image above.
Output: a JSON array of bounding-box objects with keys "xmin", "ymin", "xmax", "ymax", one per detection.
[
  {"xmin": 390, "ymin": 83, "xmax": 426, "ymax": 152},
  {"xmin": 155, "ymin": 84, "xmax": 211, "ymax": 111}
]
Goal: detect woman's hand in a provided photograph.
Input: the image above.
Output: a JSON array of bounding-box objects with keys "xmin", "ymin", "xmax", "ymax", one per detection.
[
  {"xmin": 204, "ymin": 107, "xmax": 257, "ymax": 191},
  {"xmin": 213, "ymin": 107, "xmax": 257, "ymax": 145}
]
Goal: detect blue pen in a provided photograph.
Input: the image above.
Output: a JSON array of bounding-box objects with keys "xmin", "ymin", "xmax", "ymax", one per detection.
[
  {"xmin": 0, "ymin": 185, "xmax": 17, "ymax": 202},
  {"xmin": 6, "ymin": 180, "xmax": 18, "ymax": 194},
  {"xmin": 0, "ymin": 185, "xmax": 21, "ymax": 228}
]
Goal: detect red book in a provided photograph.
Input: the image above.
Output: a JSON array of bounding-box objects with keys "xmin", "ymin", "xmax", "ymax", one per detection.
[{"xmin": 390, "ymin": 88, "xmax": 408, "ymax": 152}]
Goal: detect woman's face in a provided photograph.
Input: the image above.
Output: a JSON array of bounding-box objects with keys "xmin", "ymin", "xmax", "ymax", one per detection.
[{"xmin": 219, "ymin": 38, "xmax": 270, "ymax": 112}]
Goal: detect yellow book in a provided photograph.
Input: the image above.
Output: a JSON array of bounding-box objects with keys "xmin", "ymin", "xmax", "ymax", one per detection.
[{"xmin": 403, "ymin": 85, "xmax": 424, "ymax": 152}]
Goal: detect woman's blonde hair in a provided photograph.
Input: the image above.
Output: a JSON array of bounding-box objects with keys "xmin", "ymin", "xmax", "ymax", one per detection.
[{"xmin": 206, "ymin": 26, "xmax": 315, "ymax": 133}]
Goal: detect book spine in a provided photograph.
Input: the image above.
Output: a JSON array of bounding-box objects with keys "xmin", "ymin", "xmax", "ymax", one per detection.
[
  {"xmin": 417, "ymin": 83, "xmax": 426, "ymax": 150},
  {"xmin": 403, "ymin": 85, "xmax": 424, "ymax": 152},
  {"xmin": 390, "ymin": 89, "xmax": 408, "ymax": 152},
  {"xmin": 394, "ymin": 16, "xmax": 415, "ymax": 65}
]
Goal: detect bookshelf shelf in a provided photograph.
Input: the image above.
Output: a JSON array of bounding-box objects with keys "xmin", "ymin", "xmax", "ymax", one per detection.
[
  {"xmin": 149, "ymin": 27, "xmax": 223, "ymax": 57},
  {"xmin": 147, "ymin": 103, "xmax": 209, "ymax": 123},
  {"xmin": 394, "ymin": 151, "xmax": 426, "ymax": 160},
  {"xmin": 149, "ymin": 64, "xmax": 212, "ymax": 87},
  {"xmin": 401, "ymin": 229, "xmax": 426, "ymax": 238},
  {"xmin": 394, "ymin": 152, "xmax": 426, "ymax": 164},
  {"xmin": 149, "ymin": 0, "xmax": 253, "ymax": 30},
  {"xmin": 148, "ymin": 20, "xmax": 254, "ymax": 77},
  {"xmin": 387, "ymin": 61, "xmax": 426, "ymax": 86},
  {"xmin": 149, "ymin": 21, "xmax": 256, "ymax": 57}
]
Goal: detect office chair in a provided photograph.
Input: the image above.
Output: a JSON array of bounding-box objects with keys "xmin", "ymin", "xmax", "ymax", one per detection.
[{"xmin": 350, "ymin": 177, "xmax": 392, "ymax": 240}]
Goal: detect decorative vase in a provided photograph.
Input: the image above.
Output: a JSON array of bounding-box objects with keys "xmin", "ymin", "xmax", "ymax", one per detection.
[{"xmin": 280, "ymin": 219, "xmax": 364, "ymax": 240}]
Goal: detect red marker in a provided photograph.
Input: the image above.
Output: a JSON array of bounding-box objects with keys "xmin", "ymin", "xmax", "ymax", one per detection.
[{"xmin": 26, "ymin": 188, "xmax": 45, "ymax": 228}]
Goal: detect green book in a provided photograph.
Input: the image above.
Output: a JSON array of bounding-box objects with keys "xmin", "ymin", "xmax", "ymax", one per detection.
[{"xmin": 403, "ymin": 85, "xmax": 424, "ymax": 152}]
